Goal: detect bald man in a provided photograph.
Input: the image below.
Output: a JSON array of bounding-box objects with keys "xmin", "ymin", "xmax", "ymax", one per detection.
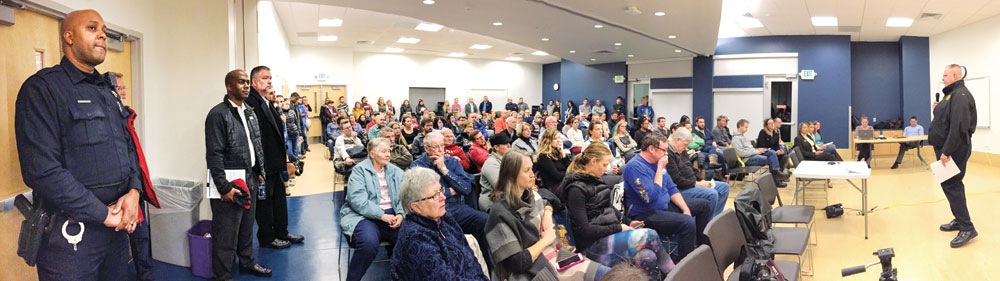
[
  {"xmin": 205, "ymin": 69, "xmax": 273, "ymax": 279},
  {"xmin": 930, "ymin": 64, "xmax": 979, "ymax": 248},
  {"xmin": 15, "ymin": 9, "xmax": 147, "ymax": 280}
]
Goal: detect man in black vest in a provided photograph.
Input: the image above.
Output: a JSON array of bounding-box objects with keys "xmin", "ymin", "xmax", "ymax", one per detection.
[
  {"xmin": 245, "ymin": 66, "xmax": 304, "ymax": 249},
  {"xmin": 930, "ymin": 64, "xmax": 978, "ymax": 248}
]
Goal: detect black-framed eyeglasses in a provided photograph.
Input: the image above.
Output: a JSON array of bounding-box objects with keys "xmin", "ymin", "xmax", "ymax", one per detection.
[{"xmin": 415, "ymin": 188, "xmax": 445, "ymax": 203}]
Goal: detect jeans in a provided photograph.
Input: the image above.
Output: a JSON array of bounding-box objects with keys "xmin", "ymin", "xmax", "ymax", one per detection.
[
  {"xmin": 633, "ymin": 197, "xmax": 712, "ymax": 260},
  {"xmin": 934, "ymin": 145, "xmax": 975, "ymax": 231},
  {"xmin": 679, "ymin": 182, "xmax": 731, "ymax": 217},
  {"xmin": 744, "ymin": 149, "xmax": 780, "ymax": 172},
  {"xmin": 348, "ymin": 218, "xmax": 399, "ymax": 281},
  {"xmin": 286, "ymin": 133, "xmax": 299, "ymax": 162}
]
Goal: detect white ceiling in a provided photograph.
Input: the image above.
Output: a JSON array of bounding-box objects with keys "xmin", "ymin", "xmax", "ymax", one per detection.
[
  {"xmin": 720, "ymin": 0, "xmax": 1000, "ymax": 41},
  {"xmin": 272, "ymin": 0, "xmax": 724, "ymax": 65}
]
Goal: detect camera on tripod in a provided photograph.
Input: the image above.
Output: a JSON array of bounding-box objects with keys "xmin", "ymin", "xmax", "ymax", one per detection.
[{"xmin": 841, "ymin": 248, "xmax": 897, "ymax": 281}]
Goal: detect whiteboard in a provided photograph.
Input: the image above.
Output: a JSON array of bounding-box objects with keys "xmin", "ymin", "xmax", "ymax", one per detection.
[
  {"xmin": 468, "ymin": 89, "xmax": 508, "ymax": 110},
  {"xmin": 649, "ymin": 90, "xmax": 692, "ymax": 125},
  {"xmin": 714, "ymin": 91, "xmax": 766, "ymax": 136},
  {"xmin": 938, "ymin": 76, "xmax": 990, "ymax": 128}
]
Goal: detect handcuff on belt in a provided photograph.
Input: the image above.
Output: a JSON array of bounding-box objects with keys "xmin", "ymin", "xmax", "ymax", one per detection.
[{"xmin": 62, "ymin": 219, "xmax": 85, "ymax": 252}]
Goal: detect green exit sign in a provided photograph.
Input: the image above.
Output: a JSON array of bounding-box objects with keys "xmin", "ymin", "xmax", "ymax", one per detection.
[{"xmin": 613, "ymin": 75, "xmax": 625, "ymax": 84}]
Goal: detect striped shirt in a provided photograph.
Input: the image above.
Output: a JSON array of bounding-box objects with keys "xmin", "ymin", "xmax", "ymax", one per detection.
[{"xmin": 377, "ymin": 171, "xmax": 392, "ymax": 210}]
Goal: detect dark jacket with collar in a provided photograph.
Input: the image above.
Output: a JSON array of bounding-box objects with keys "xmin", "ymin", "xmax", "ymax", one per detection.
[
  {"xmin": 205, "ymin": 96, "xmax": 265, "ymax": 195},
  {"xmin": 558, "ymin": 172, "xmax": 627, "ymax": 251},
  {"xmin": 390, "ymin": 213, "xmax": 489, "ymax": 281},
  {"xmin": 245, "ymin": 88, "xmax": 287, "ymax": 175},
  {"xmin": 666, "ymin": 144, "xmax": 697, "ymax": 190},
  {"xmin": 930, "ymin": 80, "xmax": 977, "ymax": 156}
]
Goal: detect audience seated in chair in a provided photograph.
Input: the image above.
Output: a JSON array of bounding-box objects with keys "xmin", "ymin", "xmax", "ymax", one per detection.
[
  {"xmin": 339, "ymin": 138, "xmax": 404, "ymax": 281},
  {"xmin": 389, "ymin": 167, "xmax": 490, "ymax": 281},
  {"xmin": 854, "ymin": 115, "xmax": 874, "ymax": 166},
  {"xmin": 512, "ymin": 122, "xmax": 539, "ymax": 155},
  {"xmin": 534, "ymin": 129, "xmax": 569, "ymax": 210},
  {"xmin": 554, "ymin": 142, "xmax": 675, "ymax": 280},
  {"xmin": 485, "ymin": 150, "xmax": 611, "ymax": 281},
  {"xmin": 334, "ymin": 119, "xmax": 365, "ymax": 179},
  {"xmin": 732, "ymin": 119, "xmax": 788, "ymax": 187},
  {"xmin": 409, "ymin": 132, "xmax": 489, "ymax": 246},
  {"xmin": 794, "ymin": 122, "xmax": 843, "ymax": 162},
  {"xmin": 665, "ymin": 127, "xmax": 731, "ymax": 217},
  {"xmin": 478, "ymin": 133, "xmax": 513, "ymax": 212}
]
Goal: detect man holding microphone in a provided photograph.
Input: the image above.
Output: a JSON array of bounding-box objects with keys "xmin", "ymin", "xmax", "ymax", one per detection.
[{"xmin": 930, "ymin": 64, "xmax": 978, "ymax": 248}]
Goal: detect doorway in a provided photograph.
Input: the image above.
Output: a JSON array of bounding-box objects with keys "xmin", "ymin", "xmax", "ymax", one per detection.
[
  {"xmin": 770, "ymin": 81, "xmax": 792, "ymax": 142},
  {"xmin": 628, "ymin": 80, "xmax": 650, "ymax": 122}
]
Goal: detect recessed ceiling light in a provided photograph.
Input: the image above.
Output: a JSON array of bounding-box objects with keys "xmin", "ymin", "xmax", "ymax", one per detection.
[
  {"xmin": 627, "ymin": 54, "xmax": 634, "ymax": 57},
  {"xmin": 531, "ymin": 51, "xmax": 549, "ymax": 56},
  {"xmin": 448, "ymin": 52, "xmax": 468, "ymax": 57},
  {"xmin": 594, "ymin": 24, "xmax": 604, "ymax": 28},
  {"xmin": 423, "ymin": 0, "xmax": 435, "ymax": 4},
  {"xmin": 505, "ymin": 57, "xmax": 523, "ymax": 61},
  {"xmin": 469, "ymin": 44, "xmax": 492, "ymax": 50},
  {"xmin": 668, "ymin": 35, "xmax": 677, "ymax": 39},
  {"xmin": 674, "ymin": 49, "xmax": 682, "ymax": 53},
  {"xmin": 415, "ymin": 23, "xmax": 443, "ymax": 32},
  {"xmin": 811, "ymin": 16, "xmax": 838, "ymax": 27},
  {"xmin": 318, "ymin": 18, "xmax": 342, "ymax": 27},
  {"xmin": 654, "ymin": 11, "xmax": 665, "ymax": 16},
  {"xmin": 590, "ymin": 58, "xmax": 597, "ymax": 61},
  {"xmin": 886, "ymin": 17, "xmax": 913, "ymax": 27},
  {"xmin": 569, "ymin": 50, "xmax": 576, "ymax": 53},
  {"xmin": 614, "ymin": 42, "xmax": 622, "ymax": 46},
  {"xmin": 385, "ymin": 47, "xmax": 405, "ymax": 53},
  {"xmin": 397, "ymin": 37, "xmax": 421, "ymax": 44},
  {"xmin": 317, "ymin": 35, "xmax": 338, "ymax": 42},
  {"xmin": 493, "ymin": 22, "xmax": 503, "ymax": 26},
  {"xmin": 541, "ymin": 38, "xmax": 550, "ymax": 41}
]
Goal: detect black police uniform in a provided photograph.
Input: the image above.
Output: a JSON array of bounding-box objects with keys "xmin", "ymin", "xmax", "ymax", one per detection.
[
  {"xmin": 929, "ymin": 79, "xmax": 978, "ymax": 231},
  {"xmin": 15, "ymin": 56, "xmax": 142, "ymax": 280}
]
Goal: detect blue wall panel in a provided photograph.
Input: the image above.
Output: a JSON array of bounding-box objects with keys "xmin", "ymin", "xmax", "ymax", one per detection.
[
  {"xmin": 558, "ymin": 59, "xmax": 628, "ymax": 119},
  {"xmin": 651, "ymin": 77, "xmax": 693, "ymax": 89},
  {"xmin": 899, "ymin": 36, "xmax": 932, "ymax": 128},
  {"xmin": 851, "ymin": 42, "xmax": 901, "ymax": 123},
  {"xmin": 542, "ymin": 62, "xmax": 561, "ymax": 104},
  {"xmin": 716, "ymin": 35, "xmax": 853, "ymax": 145},
  {"xmin": 713, "ymin": 75, "xmax": 765, "ymax": 89}
]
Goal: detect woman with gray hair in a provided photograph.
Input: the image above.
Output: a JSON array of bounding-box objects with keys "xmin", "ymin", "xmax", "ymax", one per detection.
[
  {"xmin": 338, "ymin": 138, "xmax": 405, "ymax": 281},
  {"xmin": 390, "ymin": 167, "xmax": 489, "ymax": 281}
]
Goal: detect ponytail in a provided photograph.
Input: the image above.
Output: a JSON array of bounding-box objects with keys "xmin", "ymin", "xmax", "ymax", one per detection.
[{"xmin": 568, "ymin": 142, "xmax": 613, "ymax": 176}]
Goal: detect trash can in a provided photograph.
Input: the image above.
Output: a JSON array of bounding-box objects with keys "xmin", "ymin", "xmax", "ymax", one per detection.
[
  {"xmin": 149, "ymin": 178, "xmax": 203, "ymax": 267},
  {"xmin": 187, "ymin": 220, "xmax": 213, "ymax": 278}
]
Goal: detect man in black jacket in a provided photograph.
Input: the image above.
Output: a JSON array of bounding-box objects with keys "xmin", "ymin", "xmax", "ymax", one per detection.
[
  {"xmin": 205, "ymin": 70, "xmax": 271, "ymax": 279},
  {"xmin": 664, "ymin": 127, "xmax": 730, "ymax": 217},
  {"xmin": 930, "ymin": 64, "xmax": 978, "ymax": 248},
  {"xmin": 245, "ymin": 66, "xmax": 304, "ymax": 249}
]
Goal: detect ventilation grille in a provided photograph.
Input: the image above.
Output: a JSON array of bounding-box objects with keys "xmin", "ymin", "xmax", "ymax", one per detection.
[
  {"xmin": 594, "ymin": 50, "xmax": 615, "ymax": 55},
  {"xmin": 919, "ymin": 13, "xmax": 942, "ymax": 21},
  {"xmin": 356, "ymin": 40, "xmax": 373, "ymax": 45}
]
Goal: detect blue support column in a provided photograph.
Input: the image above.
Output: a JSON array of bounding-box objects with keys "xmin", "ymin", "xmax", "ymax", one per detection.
[{"xmin": 692, "ymin": 55, "xmax": 715, "ymax": 130}]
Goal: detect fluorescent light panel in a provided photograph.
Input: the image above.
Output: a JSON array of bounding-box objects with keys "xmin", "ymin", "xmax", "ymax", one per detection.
[
  {"xmin": 505, "ymin": 57, "xmax": 523, "ymax": 61},
  {"xmin": 317, "ymin": 35, "xmax": 338, "ymax": 42},
  {"xmin": 423, "ymin": 0, "xmax": 435, "ymax": 4},
  {"xmin": 384, "ymin": 47, "xmax": 404, "ymax": 53},
  {"xmin": 397, "ymin": 37, "xmax": 421, "ymax": 44},
  {"xmin": 811, "ymin": 16, "xmax": 838, "ymax": 26},
  {"xmin": 415, "ymin": 23, "xmax": 443, "ymax": 32},
  {"xmin": 448, "ymin": 52, "xmax": 468, "ymax": 57},
  {"xmin": 654, "ymin": 12, "xmax": 665, "ymax": 16},
  {"xmin": 886, "ymin": 17, "xmax": 913, "ymax": 27},
  {"xmin": 469, "ymin": 44, "xmax": 492, "ymax": 50},
  {"xmin": 318, "ymin": 18, "xmax": 342, "ymax": 27},
  {"xmin": 531, "ymin": 51, "xmax": 549, "ymax": 56}
]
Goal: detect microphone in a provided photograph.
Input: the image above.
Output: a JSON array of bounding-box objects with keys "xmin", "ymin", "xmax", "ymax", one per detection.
[{"xmin": 935, "ymin": 93, "xmax": 940, "ymax": 102}]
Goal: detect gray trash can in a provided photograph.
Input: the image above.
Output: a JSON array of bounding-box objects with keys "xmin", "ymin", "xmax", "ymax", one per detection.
[{"xmin": 149, "ymin": 178, "xmax": 203, "ymax": 267}]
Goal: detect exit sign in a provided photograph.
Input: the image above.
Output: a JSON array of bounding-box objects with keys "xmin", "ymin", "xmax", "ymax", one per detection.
[{"xmin": 613, "ymin": 75, "xmax": 625, "ymax": 84}]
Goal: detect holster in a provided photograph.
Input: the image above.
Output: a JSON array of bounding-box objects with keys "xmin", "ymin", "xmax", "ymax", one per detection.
[{"xmin": 15, "ymin": 194, "xmax": 53, "ymax": 267}]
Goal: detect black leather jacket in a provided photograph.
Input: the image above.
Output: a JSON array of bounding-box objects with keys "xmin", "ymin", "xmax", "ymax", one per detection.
[
  {"xmin": 205, "ymin": 96, "xmax": 265, "ymax": 195},
  {"xmin": 929, "ymin": 80, "xmax": 977, "ymax": 156}
]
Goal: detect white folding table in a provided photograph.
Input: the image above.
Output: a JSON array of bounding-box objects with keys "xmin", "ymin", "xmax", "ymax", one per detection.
[{"xmin": 792, "ymin": 161, "xmax": 873, "ymax": 239}]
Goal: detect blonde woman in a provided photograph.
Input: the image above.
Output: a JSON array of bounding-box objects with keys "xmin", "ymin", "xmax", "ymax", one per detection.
[
  {"xmin": 612, "ymin": 120, "xmax": 637, "ymax": 160},
  {"xmin": 512, "ymin": 122, "xmax": 538, "ymax": 155},
  {"xmin": 535, "ymin": 129, "xmax": 569, "ymax": 209}
]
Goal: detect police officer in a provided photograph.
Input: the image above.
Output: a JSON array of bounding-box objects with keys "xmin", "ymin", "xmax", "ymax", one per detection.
[
  {"xmin": 930, "ymin": 64, "xmax": 978, "ymax": 248},
  {"xmin": 15, "ymin": 10, "xmax": 141, "ymax": 280}
]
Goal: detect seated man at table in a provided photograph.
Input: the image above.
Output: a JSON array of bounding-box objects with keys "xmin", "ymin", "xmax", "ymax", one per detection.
[{"xmin": 892, "ymin": 116, "xmax": 925, "ymax": 169}]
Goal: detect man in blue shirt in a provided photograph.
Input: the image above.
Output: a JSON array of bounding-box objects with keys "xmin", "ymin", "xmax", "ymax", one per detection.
[
  {"xmin": 623, "ymin": 132, "xmax": 712, "ymax": 260},
  {"xmin": 410, "ymin": 132, "xmax": 486, "ymax": 235},
  {"xmin": 635, "ymin": 96, "xmax": 654, "ymax": 121},
  {"xmin": 892, "ymin": 116, "xmax": 926, "ymax": 169},
  {"xmin": 478, "ymin": 96, "xmax": 493, "ymax": 115}
]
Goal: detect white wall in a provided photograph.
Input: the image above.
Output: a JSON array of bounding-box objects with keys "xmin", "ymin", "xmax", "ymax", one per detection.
[
  {"xmin": 287, "ymin": 46, "xmax": 544, "ymax": 108},
  {"xmin": 51, "ymin": 0, "xmax": 232, "ymax": 183},
  {"xmin": 929, "ymin": 13, "xmax": 1000, "ymax": 154},
  {"xmin": 257, "ymin": 1, "xmax": 294, "ymax": 94}
]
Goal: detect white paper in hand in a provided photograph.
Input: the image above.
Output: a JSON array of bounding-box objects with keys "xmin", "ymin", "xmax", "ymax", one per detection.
[
  {"xmin": 930, "ymin": 160, "xmax": 960, "ymax": 184},
  {"xmin": 206, "ymin": 169, "xmax": 246, "ymax": 199}
]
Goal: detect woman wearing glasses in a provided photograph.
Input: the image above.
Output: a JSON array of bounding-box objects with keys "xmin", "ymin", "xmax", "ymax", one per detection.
[
  {"xmin": 389, "ymin": 167, "xmax": 490, "ymax": 281},
  {"xmin": 339, "ymin": 138, "xmax": 405, "ymax": 281}
]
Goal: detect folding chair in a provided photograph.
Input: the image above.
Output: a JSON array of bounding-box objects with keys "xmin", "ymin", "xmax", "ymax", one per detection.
[
  {"xmin": 722, "ymin": 147, "xmax": 764, "ymax": 190},
  {"xmin": 704, "ymin": 209, "xmax": 800, "ymax": 281},
  {"xmin": 664, "ymin": 245, "xmax": 723, "ymax": 281},
  {"xmin": 755, "ymin": 173, "xmax": 817, "ymax": 245}
]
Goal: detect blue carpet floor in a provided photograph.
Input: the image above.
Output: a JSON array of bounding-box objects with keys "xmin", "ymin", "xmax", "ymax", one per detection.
[{"xmin": 152, "ymin": 191, "xmax": 391, "ymax": 280}]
